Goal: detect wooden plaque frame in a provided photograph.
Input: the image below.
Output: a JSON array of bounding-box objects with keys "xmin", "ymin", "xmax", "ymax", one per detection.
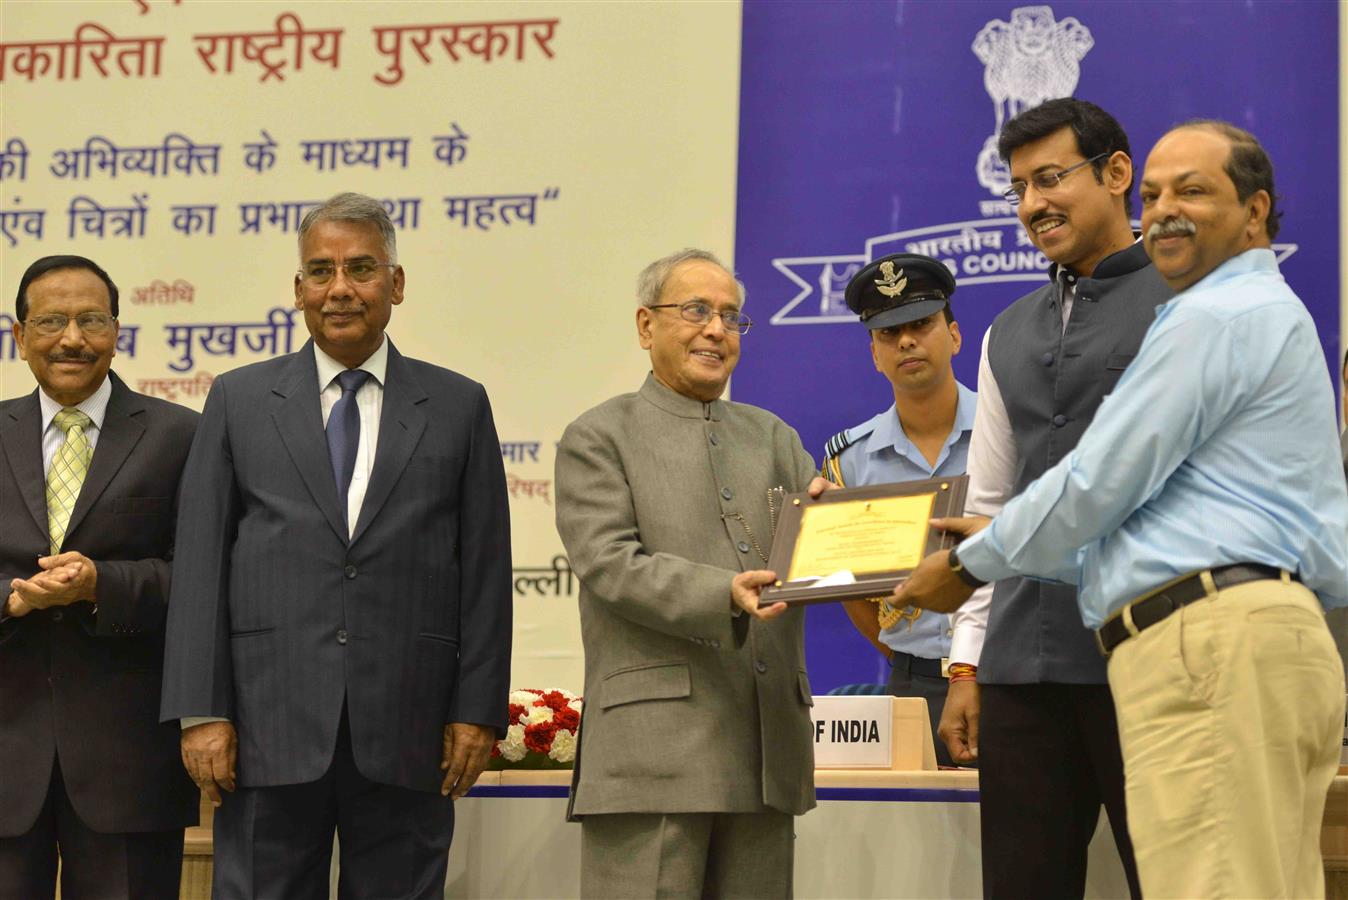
[{"xmin": 761, "ymin": 475, "xmax": 969, "ymax": 606}]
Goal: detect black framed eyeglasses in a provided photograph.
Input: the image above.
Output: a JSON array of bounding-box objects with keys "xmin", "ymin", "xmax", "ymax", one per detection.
[
  {"xmin": 1003, "ymin": 152, "xmax": 1109, "ymax": 206},
  {"xmin": 648, "ymin": 301, "xmax": 752, "ymax": 335}
]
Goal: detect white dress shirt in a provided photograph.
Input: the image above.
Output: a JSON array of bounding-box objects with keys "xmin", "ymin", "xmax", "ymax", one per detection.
[{"xmin": 315, "ymin": 339, "xmax": 387, "ymax": 537}]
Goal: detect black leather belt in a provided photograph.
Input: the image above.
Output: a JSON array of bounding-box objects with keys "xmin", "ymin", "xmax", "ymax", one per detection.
[
  {"xmin": 890, "ymin": 649, "xmax": 945, "ymax": 679},
  {"xmin": 1096, "ymin": 564, "xmax": 1294, "ymax": 656}
]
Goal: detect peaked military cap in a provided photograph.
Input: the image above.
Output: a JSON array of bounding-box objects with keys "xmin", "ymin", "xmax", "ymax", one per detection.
[{"xmin": 845, "ymin": 253, "xmax": 956, "ymax": 330}]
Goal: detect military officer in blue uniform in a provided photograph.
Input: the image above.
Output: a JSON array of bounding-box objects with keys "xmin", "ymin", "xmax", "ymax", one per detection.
[{"xmin": 822, "ymin": 253, "xmax": 980, "ymax": 767}]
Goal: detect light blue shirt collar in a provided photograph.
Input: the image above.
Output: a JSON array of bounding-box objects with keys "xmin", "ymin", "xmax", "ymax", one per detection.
[
  {"xmin": 864, "ymin": 381, "xmax": 977, "ymax": 468},
  {"xmin": 1154, "ymin": 248, "xmax": 1278, "ymax": 317}
]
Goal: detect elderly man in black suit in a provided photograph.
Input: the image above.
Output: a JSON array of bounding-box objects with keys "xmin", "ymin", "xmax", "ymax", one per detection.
[
  {"xmin": 161, "ymin": 192, "xmax": 513, "ymax": 899},
  {"xmin": 0, "ymin": 255, "xmax": 199, "ymax": 899}
]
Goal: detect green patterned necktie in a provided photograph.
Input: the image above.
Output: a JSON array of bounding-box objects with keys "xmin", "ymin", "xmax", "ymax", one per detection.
[{"xmin": 47, "ymin": 408, "xmax": 93, "ymax": 554}]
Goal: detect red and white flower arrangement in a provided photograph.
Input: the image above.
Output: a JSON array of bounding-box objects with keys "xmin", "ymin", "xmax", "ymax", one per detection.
[{"xmin": 489, "ymin": 688, "xmax": 583, "ymax": 769}]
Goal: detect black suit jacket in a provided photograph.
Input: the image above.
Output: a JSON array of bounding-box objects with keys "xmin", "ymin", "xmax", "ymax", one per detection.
[
  {"xmin": 0, "ymin": 373, "xmax": 200, "ymax": 836},
  {"xmin": 161, "ymin": 341, "xmax": 512, "ymax": 792}
]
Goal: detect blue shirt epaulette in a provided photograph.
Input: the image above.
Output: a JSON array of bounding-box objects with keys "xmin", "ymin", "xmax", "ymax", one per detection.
[
  {"xmin": 822, "ymin": 422, "xmax": 877, "ymax": 487},
  {"xmin": 823, "ymin": 428, "xmax": 858, "ymax": 463}
]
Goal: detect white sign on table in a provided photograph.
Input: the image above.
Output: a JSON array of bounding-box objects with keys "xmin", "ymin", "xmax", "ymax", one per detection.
[{"xmin": 810, "ymin": 695, "xmax": 893, "ymax": 768}]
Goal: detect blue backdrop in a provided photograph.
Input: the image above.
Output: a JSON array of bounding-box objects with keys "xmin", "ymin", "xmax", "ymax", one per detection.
[{"xmin": 732, "ymin": 0, "xmax": 1340, "ymax": 690}]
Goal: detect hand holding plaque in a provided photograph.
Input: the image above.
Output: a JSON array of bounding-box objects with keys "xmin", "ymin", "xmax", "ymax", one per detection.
[
  {"xmin": 760, "ymin": 475, "xmax": 968, "ymax": 605},
  {"xmin": 890, "ymin": 513, "xmax": 992, "ymax": 614}
]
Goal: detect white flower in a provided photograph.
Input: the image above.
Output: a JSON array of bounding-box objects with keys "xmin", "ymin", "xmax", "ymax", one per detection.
[
  {"xmin": 500, "ymin": 724, "xmax": 527, "ymax": 762},
  {"xmin": 569, "ymin": 699, "xmax": 583, "ymax": 714},
  {"xmin": 548, "ymin": 728, "xmax": 577, "ymax": 763},
  {"xmin": 509, "ymin": 689, "xmax": 540, "ymax": 706},
  {"xmin": 525, "ymin": 704, "xmax": 555, "ymax": 725}
]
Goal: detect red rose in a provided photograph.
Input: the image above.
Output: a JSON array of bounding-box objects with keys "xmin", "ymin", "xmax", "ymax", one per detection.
[
  {"xmin": 557, "ymin": 707, "xmax": 580, "ymax": 731},
  {"xmin": 508, "ymin": 703, "xmax": 526, "ymax": 724},
  {"xmin": 524, "ymin": 721, "xmax": 559, "ymax": 754},
  {"xmin": 539, "ymin": 691, "xmax": 571, "ymax": 712}
]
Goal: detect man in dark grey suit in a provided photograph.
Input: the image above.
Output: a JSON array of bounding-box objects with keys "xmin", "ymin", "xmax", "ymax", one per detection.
[
  {"xmin": 161, "ymin": 193, "xmax": 512, "ymax": 899},
  {"xmin": 556, "ymin": 249, "xmax": 829, "ymax": 898},
  {"xmin": 1, "ymin": 255, "xmax": 199, "ymax": 899}
]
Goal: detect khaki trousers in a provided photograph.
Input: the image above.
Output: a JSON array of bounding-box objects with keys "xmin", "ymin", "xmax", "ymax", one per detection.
[
  {"xmin": 1108, "ymin": 577, "xmax": 1345, "ymax": 899},
  {"xmin": 580, "ymin": 811, "xmax": 793, "ymax": 899}
]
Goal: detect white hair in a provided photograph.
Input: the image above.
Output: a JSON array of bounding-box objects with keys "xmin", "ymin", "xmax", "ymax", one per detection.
[{"xmin": 635, "ymin": 248, "xmax": 745, "ymax": 307}]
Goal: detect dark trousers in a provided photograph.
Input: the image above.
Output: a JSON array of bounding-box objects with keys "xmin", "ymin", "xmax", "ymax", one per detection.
[
  {"xmin": 212, "ymin": 710, "xmax": 455, "ymax": 900},
  {"xmin": 0, "ymin": 757, "xmax": 183, "ymax": 900},
  {"xmin": 885, "ymin": 654, "xmax": 958, "ymax": 768},
  {"xmin": 978, "ymin": 683, "xmax": 1141, "ymax": 900}
]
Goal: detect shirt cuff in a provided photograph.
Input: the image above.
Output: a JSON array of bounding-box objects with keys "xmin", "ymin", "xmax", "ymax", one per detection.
[
  {"xmin": 955, "ymin": 529, "xmax": 1014, "ymax": 585},
  {"xmin": 948, "ymin": 584, "xmax": 992, "ymax": 666},
  {"xmin": 181, "ymin": 716, "xmax": 230, "ymax": 730}
]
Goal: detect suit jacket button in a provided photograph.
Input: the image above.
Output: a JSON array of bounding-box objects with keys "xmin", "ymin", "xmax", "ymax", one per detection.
[
  {"xmin": 1041, "ymin": 352, "xmax": 1054, "ymax": 366},
  {"xmin": 337, "ymin": 629, "xmax": 348, "ymax": 645},
  {"xmin": 737, "ymin": 541, "xmax": 750, "ymax": 553},
  {"xmin": 51, "ymin": 610, "xmax": 63, "ymax": 622},
  {"xmin": 1052, "ymin": 414, "xmax": 1068, "ymax": 427},
  {"xmin": 344, "ymin": 565, "xmax": 357, "ymax": 579},
  {"xmin": 755, "ymin": 660, "xmax": 767, "ymax": 674},
  {"xmin": 709, "ymin": 432, "xmax": 719, "ymax": 446},
  {"xmin": 721, "ymin": 487, "xmax": 733, "ymax": 500}
]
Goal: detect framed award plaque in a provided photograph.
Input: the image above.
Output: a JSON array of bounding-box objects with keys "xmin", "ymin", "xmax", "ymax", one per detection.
[{"xmin": 760, "ymin": 475, "xmax": 969, "ymax": 606}]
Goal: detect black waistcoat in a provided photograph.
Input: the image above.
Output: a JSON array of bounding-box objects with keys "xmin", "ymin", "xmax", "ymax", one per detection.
[{"xmin": 982, "ymin": 242, "xmax": 1171, "ymax": 683}]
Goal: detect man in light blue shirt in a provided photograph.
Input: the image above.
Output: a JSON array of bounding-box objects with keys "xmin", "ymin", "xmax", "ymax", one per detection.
[
  {"xmin": 897, "ymin": 122, "xmax": 1347, "ymax": 899},
  {"xmin": 821, "ymin": 253, "xmax": 978, "ymax": 767}
]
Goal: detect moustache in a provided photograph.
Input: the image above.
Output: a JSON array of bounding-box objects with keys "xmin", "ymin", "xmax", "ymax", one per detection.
[
  {"xmin": 1146, "ymin": 217, "xmax": 1197, "ymax": 240},
  {"xmin": 45, "ymin": 351, "xmax": 98, "ymax": 364}
]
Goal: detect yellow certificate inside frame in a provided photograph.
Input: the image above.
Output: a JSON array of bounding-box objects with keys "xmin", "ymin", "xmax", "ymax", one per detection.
[{"xmin": 787, "ymin": 492, "xmax": 936, "ymax": 581}]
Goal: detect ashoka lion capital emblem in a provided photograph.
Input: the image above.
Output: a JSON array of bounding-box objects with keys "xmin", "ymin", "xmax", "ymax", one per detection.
[
  {"xmin": 874, "ymin": 261, "xmax": 907, "ymax": 298},
  {"xmin": 972, "ymin": 5, "xmax": 1094, "ymax": 197}
]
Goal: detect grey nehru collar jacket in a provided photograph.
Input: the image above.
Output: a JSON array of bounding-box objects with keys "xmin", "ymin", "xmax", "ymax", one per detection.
[{"xmin": 638, "ymin": 372, "xmax": 726, "ymax": 420}]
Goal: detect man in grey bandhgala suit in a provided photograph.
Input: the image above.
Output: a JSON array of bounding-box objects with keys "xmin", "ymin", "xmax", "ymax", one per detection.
[{"xmin": 556, "ymin": 249, "xmax": 827, "ymax": 898}]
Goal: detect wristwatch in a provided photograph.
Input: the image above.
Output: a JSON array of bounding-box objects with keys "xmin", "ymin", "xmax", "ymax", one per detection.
[{"xmin": 947, "ymin": 544, "xmax": 987, "ymax": 589}]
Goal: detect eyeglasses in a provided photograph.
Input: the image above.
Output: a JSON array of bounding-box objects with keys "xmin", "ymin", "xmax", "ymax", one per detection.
[
  {"xmin": 1003, "ymin": 152, "xmax": 1109, "ymax": 206},
  {"xmin": 23, "ymin": 312, "xmax": 117, "ymax": 336},
  {"xmin": 298, "ymin": 260, "xmax": 397, "ymax": 286},
  {"xmin": 648, "ymin": 301, "xmax": 752, "ymax": 335}
]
